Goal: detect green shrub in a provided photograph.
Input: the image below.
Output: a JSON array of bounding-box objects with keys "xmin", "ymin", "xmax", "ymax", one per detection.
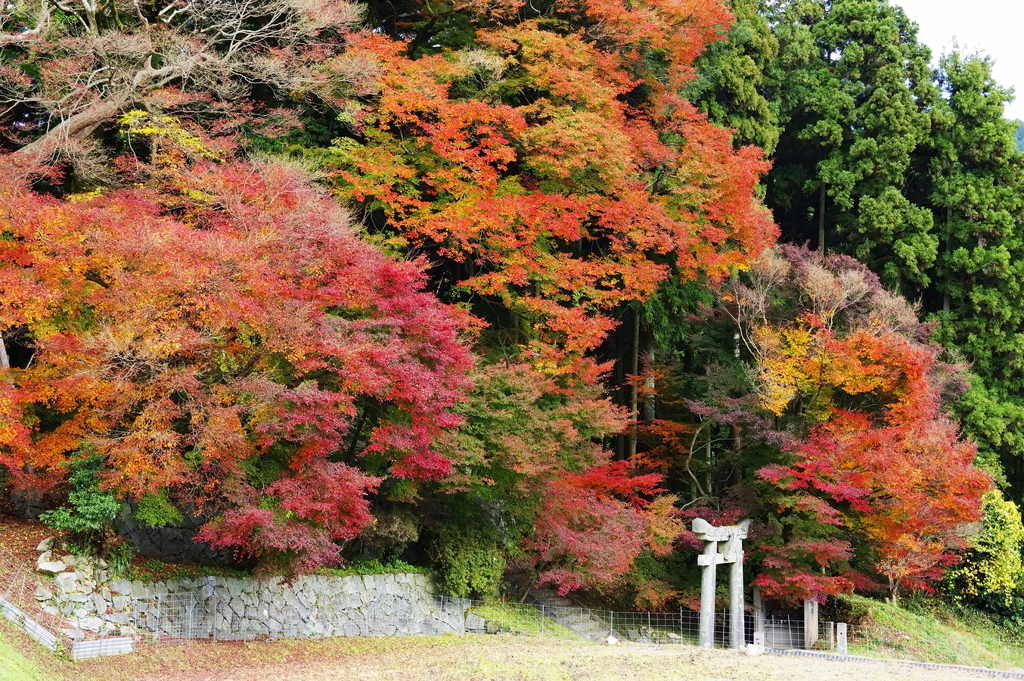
[
  {"xmin": 135, "ymin": 490, "xmax": 184, "ymax": 528},
  {"xmin": 945, "ymin": 490, "xmax": 1024, "ymax": 608},
  {"xmin": 431, "ymin": 524, "xmax": 505, "ymax": 599},
  {"xmin": 107, "ymin": 543, "xmax": 135, "ymax": 575},
  {"xmin": 39, "ymin": 449, "xmax": 119, "ymax": 551},
  {"xmin": 315, "ymin": 559, "xmax": 428, "ymax": 577}
]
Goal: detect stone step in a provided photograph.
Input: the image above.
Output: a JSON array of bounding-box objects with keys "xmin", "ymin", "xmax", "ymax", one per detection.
[
  {"xmin": 566, "ymin": 619, "xmax": 607, "ymax": 635},
  {"xmin": 553, "ymin": 611, "xmax": 594, "ymax": 625},
  {"xmin": 532, "ymin": 596, "xmax": 577, "ymax": 605},
  {"xmin": 528, "ymin": 592, "xmax": 574, "ymax": 607}
]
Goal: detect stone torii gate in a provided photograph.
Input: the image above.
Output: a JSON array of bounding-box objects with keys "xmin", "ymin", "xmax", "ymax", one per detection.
[{"xmin": 692, "ymin": 518, "xmax": 750, "ymax": 650}]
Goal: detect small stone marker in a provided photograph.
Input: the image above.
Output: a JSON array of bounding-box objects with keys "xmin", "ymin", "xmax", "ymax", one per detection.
[
  {"xmin": 752, "ymin": 586, "xmax": 765, "ymax": 638},
  {"xmin": 692, "ymin": 518, "xmax": 751, "ymax": 650}
]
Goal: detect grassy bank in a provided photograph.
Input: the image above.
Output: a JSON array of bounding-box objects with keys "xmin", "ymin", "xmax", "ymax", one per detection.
[
  {"xmin": 0, "ymin": 617, "xmax": 70, "ymax": 681},
  {"xmin": 833, "ymin": 594, "xmax": 1024, "ymax": 669}
]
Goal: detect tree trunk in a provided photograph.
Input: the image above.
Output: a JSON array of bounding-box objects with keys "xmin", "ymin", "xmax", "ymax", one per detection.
[
  {"xmin": 15, "ymin": 99, "xmax": 126, "ymax": 160},
  {"xmin": 730, "ymin": 424, "xmax": 743, "ymax": 486},
  {"xmin": 628, "ymin": 310, "xmax": 639, "ymax": 458},
  {"xmin": 0, "ymin": 333, "xmax": 14, "ymax": 394},
  {"xmin": 614, "ymin": 325, "xmax": 625, "ymax": 459},
  {"xmin": 943, "ymin": 206, "xmax": 951, "ymax": 314},
  {"xmin": 643, "ymin": 343, "xmax": 655, "ymax": 422},
  {"xmin": 705, "ymin": 439, "xmax": 713, "ymax": 496},
  {"xmin": 818, "ymin": 182, "xmax": 826, "ymax": 253}
]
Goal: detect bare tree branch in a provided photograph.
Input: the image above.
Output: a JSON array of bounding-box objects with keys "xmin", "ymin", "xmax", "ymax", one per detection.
[{"xmin": 2, "ymin": 0, "xmax": 362, "ymax": 161}]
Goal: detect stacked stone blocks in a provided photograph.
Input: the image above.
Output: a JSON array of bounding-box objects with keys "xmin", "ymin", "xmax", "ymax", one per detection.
[{"xmin": 34, "ymin": 540, "xmax": 464, "ymax": 642}]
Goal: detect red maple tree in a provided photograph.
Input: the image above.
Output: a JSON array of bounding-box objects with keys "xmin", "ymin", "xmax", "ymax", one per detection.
[{"xmin": 0, "ymin": 154, "xmax": 473, "ymax": 571}]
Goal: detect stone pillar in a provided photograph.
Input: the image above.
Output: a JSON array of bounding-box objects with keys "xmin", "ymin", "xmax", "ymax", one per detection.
[
  {"xmin": 752, "ymin": 586, "xmax": 765, "ymax": 636},
  {"xmin": 837, "ymin": 622, "xmax": 848, "ymax": 655},
  {"xmin": 803, "ymin": 599, "xmax": 818, "ymax": 649},
  {"xmin": 726, "ymin": 536, "xmax": 744, "ymax": 650},
  {"xmin": 698, "ymin": 538, "xmax": 718, "ymax": 648}
]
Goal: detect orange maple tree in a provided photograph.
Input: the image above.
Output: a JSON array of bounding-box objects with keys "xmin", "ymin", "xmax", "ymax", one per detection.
[
  {"xmin": 723, "ymin": 246, "xmax": 990, "ymax": 600},
  {"xmin": 326, "ymin": 0, "xmax": 776, "ymax": 380}
]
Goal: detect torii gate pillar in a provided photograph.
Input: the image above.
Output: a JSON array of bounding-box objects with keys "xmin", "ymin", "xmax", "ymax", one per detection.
[{"xmin": 692, "ymin": 518, "xmax": 751, "ymax": 650}]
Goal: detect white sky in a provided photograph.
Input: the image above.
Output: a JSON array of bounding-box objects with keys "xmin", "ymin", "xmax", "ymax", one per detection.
[{"xmin": 894, "ymin": 0, "xmax": 1024, "ymax": 120}]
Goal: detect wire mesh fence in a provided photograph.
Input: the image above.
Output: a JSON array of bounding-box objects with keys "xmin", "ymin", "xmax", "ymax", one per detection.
[
  {"xmin": 448, "ymin": 596, "xmax": 739, "ymax": 648},
  {"xmin": 134, "ymin": 591, "xmax": 200, "ymax": 646},
  {"xmin": 756, "ymin": 615, "xmax": 841, "ymax": 651},
  {"xmin": 0, "ymin": 544, "xmax": 70, "ymax": 650}
]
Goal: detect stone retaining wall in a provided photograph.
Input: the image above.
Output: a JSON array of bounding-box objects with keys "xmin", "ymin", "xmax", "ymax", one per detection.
[{"xmin": 34, "ymin": 541, "xmax": 464, "ymax": 642}]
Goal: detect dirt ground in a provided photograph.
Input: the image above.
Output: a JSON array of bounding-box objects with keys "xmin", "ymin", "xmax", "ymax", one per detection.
[
  {"xmin": 0, "ymin": 515, "xmax": 59, "ymax": 568},
  {"xmin": 111, "ymin": 639, "xmax": 1009, "ymax": 681},
  {"xmin": 4, "ymin": 624, "xmax": 1011, "ymax": 681}
]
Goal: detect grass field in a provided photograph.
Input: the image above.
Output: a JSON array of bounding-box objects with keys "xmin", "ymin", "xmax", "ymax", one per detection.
[{"xmin": 0, "ymin": 615, "xmax": 1009, "ymax": 681}]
